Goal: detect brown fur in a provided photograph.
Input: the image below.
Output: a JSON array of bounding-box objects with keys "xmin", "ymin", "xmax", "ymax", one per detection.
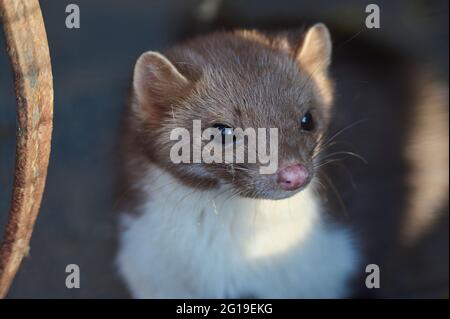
[{"xmin": 120, "ymin": 25, "xmax": 334, "ymax": 204}]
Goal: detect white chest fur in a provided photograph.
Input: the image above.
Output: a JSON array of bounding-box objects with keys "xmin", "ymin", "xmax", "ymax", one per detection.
[{"xmin": 116, "ymin": 167, "xmax": 358, "ymax": 298}]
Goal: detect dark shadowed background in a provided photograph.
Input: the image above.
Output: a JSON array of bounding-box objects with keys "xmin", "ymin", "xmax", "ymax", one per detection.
[{"xmin": 0, "ymin": 0, "xmax": 448, "ymax": 298}]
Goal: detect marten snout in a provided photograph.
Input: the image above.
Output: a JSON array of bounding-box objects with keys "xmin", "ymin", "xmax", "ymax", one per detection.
[{"xmin": 276, "ymin": 164, "xmax": 310, "ymax": 191}]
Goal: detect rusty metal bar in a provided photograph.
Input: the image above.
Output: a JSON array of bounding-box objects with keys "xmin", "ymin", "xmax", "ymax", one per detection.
[{"xmin": 0, "ymin": 0, "xmax": 53, "ymax": 298}]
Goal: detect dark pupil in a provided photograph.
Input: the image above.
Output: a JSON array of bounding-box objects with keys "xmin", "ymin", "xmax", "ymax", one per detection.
[
  {"xmin": 300, "ymin": 112, "xmax": 314, "ymax": 131},
  {"xmin": 212, "ymin": 124, "xmax": 235, "ymax": 144}
]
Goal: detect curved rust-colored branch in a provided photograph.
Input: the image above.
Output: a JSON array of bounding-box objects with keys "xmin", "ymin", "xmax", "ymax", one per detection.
[{"xmin": 0, "ymin": 0, "xmax": 53, "ymax": 298}]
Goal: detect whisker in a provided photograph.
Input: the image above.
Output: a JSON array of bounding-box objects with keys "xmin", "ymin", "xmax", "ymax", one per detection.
[
  {"xmin": 314, "ymin": 158, "xmax": 344, "ymax": 170},
  {"xmin": 324, "ymin": 118, "xmax": 368, "ymax": 145},
  {"xmin": 317, "ymin": 151, "xmax": 368, "ymax": 164},
  {"xmin": 320, "ymin": 172, "xmax": 348, "ymax": 218}
]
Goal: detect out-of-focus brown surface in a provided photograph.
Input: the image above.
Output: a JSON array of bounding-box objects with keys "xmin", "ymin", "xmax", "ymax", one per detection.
[{"xmin": 0, "ymin": 0, "xmax": 53, "ymax": 297}]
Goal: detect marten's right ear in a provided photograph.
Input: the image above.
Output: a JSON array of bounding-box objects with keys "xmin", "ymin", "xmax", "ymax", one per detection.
[{"xmin": 132, "ymin": 51, "xmax": 188, "ymax": 120}]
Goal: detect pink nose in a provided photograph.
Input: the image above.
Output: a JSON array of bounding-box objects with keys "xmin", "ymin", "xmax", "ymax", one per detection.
[{"xmin": 276, "ymin": 164, "xmax": 309, "ymax": 191}]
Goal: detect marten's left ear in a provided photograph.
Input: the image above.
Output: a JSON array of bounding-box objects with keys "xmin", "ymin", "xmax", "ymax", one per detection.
[{"xmin": 295, "ymin": 23, "xmax": 332, "ymax": 74}]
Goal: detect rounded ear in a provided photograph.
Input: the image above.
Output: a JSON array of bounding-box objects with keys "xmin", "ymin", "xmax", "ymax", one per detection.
[
  {"xmin": 132, "ymin": 51, "xmax": 189, "ymax": 119},
  {"xmin": 295, "ymin": 23, "xmax": 332, "ymax": 74}
]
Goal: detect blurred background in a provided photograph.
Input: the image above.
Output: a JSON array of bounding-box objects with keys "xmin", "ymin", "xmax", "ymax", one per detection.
[{"xmin": 0, "ymin": 0, "xmax": 448, "ymax": 298}]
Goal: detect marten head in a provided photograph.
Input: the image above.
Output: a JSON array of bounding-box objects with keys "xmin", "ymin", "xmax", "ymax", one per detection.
[{"xmin": 129, "ymin": 23, "xmax": 334, "ymax": 200}]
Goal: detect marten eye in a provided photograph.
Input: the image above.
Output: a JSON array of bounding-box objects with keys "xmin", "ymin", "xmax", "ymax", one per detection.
[
  {"xmin": 212, "ymin": 123, "xmax": 235, "ymax": 144},
  {"xmin": 300, "ymin": 112, "xmax": 314, "ymax": 131}
]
